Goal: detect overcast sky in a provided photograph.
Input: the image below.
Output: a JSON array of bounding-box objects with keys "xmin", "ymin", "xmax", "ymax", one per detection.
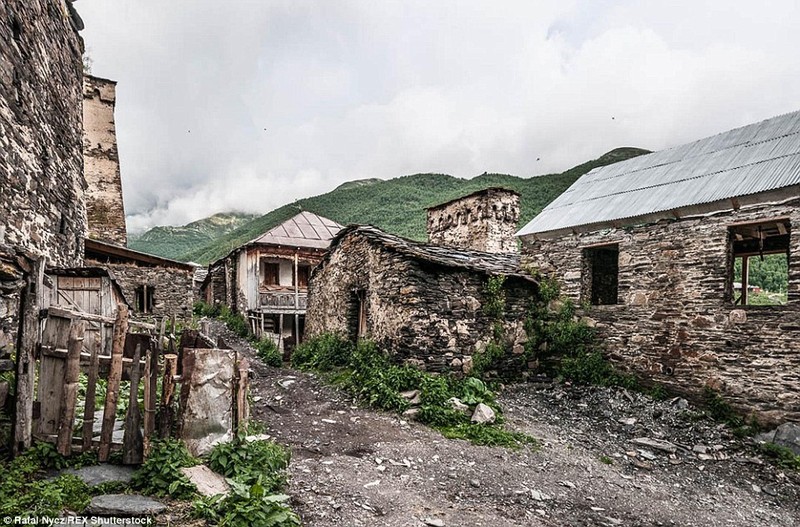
[{"xmin": 77, "ymin": 0, "xmax": 800, "ymax": 233}]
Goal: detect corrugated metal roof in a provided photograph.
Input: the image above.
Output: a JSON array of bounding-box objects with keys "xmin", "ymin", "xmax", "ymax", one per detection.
[
  {"xmin": 250, "ymin": 211, "xmax": 343, "ymax": 249},
  {"xmin": 517, "ymin": 110, "xmax": 800, "ymax": 236}
]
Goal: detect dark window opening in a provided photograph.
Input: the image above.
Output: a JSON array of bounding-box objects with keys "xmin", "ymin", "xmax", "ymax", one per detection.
[
  {"xmin": 584, "ymin": 245, "xmax": 619, "ymax": 305},
  {"xmin": 11, "ymin": 17, "xmax": 21, "ymax": 41},
  {"xmin": 135, "ymin": 285, "xmax": 154, "ymax": 313},
  {"xmin": 297, "ymin": 265, "xmax": 310, "ymax": 288},
  {"xmin": 261, "ymin": 262, "xmax": 279, "ymax": 287},
  {"xmin": 58, "ymin": 213, "xmax": 67, "ymax": 234},
  {"xmin": 729, "ymin": 220, "xmax": 790, "ymax": 306}
]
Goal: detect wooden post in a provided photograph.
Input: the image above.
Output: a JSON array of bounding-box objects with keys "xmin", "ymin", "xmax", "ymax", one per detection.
[
  {"xmin": 123, "ymin": 344, "xmax": 144, "ymax": 464},
  {"xmin": 157, "ymin": 354, "xmax": 178, "ymax": 438},
  {"xmin": 13, "ymin": 258, "xmax": 43, "ymax": 456},
  {"xmin": 236, "ymin": 358, "xmax": 250, "ymax": 435},
  {"xmin": 99, "ymin": 304, "xmax": 129, "ymax": 462},
  {"xmin": 294, "ymin": 252, "xmax": 299, "ymax": 347},
  {"xmin": 56, "ymin": 320, "xmax": 86, "ymax": 455},
  {"xmin": 741, "ymin": 255, "xmax": 749, "ymax": 305},
  {"xmin": 82, "ymin": 331, "xmax": 102, "ymax": 451},
  {"xmin": 143, "ymin": 335, "xmax": 159, "ymax": 457}
]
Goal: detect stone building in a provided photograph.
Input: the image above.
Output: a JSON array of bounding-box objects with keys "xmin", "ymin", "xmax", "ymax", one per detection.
[
  {"xmin": 85, "ymin": 239, "xmax": 195, "ymax": 321},
  {"xmin": 203, "ymin": 212, "xmax": 342, "ymax": 353},
  {"xmin": 306, "ymin": 225, "xmax": 538, "ymax": 373},
  {"xmin": 83, "ymin": 74, "xmax": 127, "ymax": 246},
  {"xmin": 0, "ymin": 0, "xmax": 85, "ymax": 352},
  {"xmin": 517, "ymin": 110, "xmax": 800, "ymax": 424},
  {"xmin": 426, "ymin": 187, "xmax": 520, "ymax": 253}
]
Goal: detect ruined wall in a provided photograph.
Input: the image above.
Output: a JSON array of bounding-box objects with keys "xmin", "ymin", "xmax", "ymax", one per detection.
[
  {"xmin": 427, "ymin": 188, "xmax": 520, "ymax": 253},
  {"xmin": 92, "ymin": 262, "xmax": 194, "ymax": 321},
  {"xmin": 307, "ymin": 234, "xmax": 535, "ymax": 374},
  {"xmin": 0, "ymin": 0, "xmax": 85, "ymax": 354},
  {"xmin": 83, "ymin": 75, "xmax": 127, "ymax": 245},
  {"xmin": 521, "ymin": 198, "xmax": 800, "ymax": 424}
]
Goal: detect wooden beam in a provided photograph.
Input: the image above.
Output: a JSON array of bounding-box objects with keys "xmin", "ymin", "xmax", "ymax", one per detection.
[
  {"xmin": 99, "ymin": 304, "xmax": 129, "ymax": 462},
  {"xmin": 122, "ymin": 343, "xmax": 144, "ymax": 464},
  {"xmin": 43, "ymin": 306, "xmax": 155, "ymax": 330},
  {"xmin": 157, "ymin": 354, "xmax": 178, "ymax": 438},
  {"xmin": 82, "ymin": 332, "xmax": 102, "ymax": 451},
  {"xmin": 57, "ymin": 320, "xmax": 86, "ymax": 456}
]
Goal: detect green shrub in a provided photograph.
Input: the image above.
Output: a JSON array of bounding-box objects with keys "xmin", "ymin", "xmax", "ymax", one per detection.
[
  {"xmin": 254, "ymin": 338, "xmax": 282, "ymax": 367},
  {"xmin": 558, "ymin": 350, "xmax": 637, "ymax": 389},
  {"xmin": 291, "ymin": 332, "xmax": 352, "ymax": 370},
  {"xmin": 759, "ymin": 443, "xmax": 800, "ymax": 471},
  {"xmin": 219, "ymin": 306, "xmax": 250, "ymax": 338},
  {"xmin": 437, "ymin": 423, "xmax": 537, "ymax": 449},
  {"xmin": 0, "ymin": 446, "xmax": 91, "ymax": 517},
  {"xmin": 208, "ymin": 439, "xmax": 290, "ymax": 492},
  {"xmin": 194, "ymin": 300, "xmax": 221, "ymax": 318},
  {"xmin": 194, "ymin": 480, "xmax": 300, "ymax": 527},
  {"xmin": 131, "ymin": 438, "xmax": 197, "ymax": 499}
]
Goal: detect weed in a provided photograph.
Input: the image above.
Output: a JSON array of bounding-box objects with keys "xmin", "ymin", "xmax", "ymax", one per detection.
[
  {"xmin": 194, "ymin": 480, "xmax": 300, "ymax": 527},
  {"xmin": 599, "ymin": 455, "xmax": 613, "ymax": 465},
  {"xmin": 758, "ymin": 443, "xmax": 800, "ymax": 471},
  {"xmin": 130, "ymin": 438, "xmax": 197, "ymax": 499},
  {"xmin": 558, "ymin": 350, "xmax": 637, "ymax": 390},
  {"xmin": 208, "ymin": 438, "xmax": 290, "ymax": 492},
  {"xmin": 254, "ymin": 338, "xmax": 282, "ymax": 367},
  {"xmin": 436, "ymin": 423, "xmax": 537, "ymax": 449}
]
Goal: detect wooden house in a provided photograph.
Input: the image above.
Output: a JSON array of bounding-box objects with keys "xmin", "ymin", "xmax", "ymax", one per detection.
[{"xmin": 203, "ymin": 211, "xmax": 342, "ymax": 353}]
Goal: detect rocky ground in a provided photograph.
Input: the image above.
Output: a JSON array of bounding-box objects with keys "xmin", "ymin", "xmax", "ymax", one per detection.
[{"xmin": 209, "ymin": 321, "xmax": 800, "ymax": 527}]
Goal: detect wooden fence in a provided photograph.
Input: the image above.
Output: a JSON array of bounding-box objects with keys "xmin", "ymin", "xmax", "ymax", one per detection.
[{"xmin": 12, "ymin": 302, "xmax": 250, "ymax": 462}]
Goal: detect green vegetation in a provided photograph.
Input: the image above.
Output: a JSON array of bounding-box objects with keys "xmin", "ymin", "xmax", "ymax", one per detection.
[
  {"xmin": 254, "ymin": 338, "xmax": 282, "ymax": 367},
  {"xmin": 130, "ymin": 438, "xmax": 198, "ymax": 499},
  {"xmin": 733, "ymin": 253, "xmax": 789, "ymax": 305},
  {"xmin": 195, "ymin": 438, "xmax": 299, "ymax": 527},
  {"xmin": 135, "ymin": 148, "xmax": 649, "ymax": 264},
  {"xmin": 758, "ymin": 442, "xmax": 800, "ymax": 471},
  {"xmin": 0, "ymin": 443, "xmax": 92, "ymax": 517},
  {"xmin": 129, "ymin": 212, "xmax": 258, "ymax": 261},
  {"xmin": 292, "ymin": 334, "xmax": 537, "ymax": 449}
]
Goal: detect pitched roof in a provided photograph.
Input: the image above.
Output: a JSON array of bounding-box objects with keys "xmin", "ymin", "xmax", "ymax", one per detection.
[
  {"xmin": 250, "ymin": 211, "xmax": 343, "ymax": 250},
  {"xmin": 517, "ymin": 110, "xmax": 800, "ymax": 236},
  {"xmin": 328, "ymin": 225, "xmax": 536, "ymax": 282}
]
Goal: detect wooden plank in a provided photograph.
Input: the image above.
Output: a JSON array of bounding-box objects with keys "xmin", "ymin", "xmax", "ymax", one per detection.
[
  {"xmin": 36, "ymin": 315, "xmax": 71, "ymax": 437},
  {"xmin": 122, "ymin": 343, "xmax": 144, "ymax": 464},
  {"xmin": 82, "ymin": 331, "xmax": 102, "ymax": 451},
  {"xmin": 12, "ymin": 258, "xmax": 43, "ymax": 455},
  {"xmin": 143, "ymin": 333, "xmax": 160, "ymax": 457},
  {"xmin": 57, "ymin": 320, "xmax": 86, "ymax": 456},
  {"xmin": 99, "ymin": 304, "xmax": 129, "ymax": 462},
  {"xmin": 236, "ymin": 358, "xmax": 250, "ymax": 434},
  {"xmin": 157, "ymin": 354, "xmax": 178, "ymax": 438},
  {"xmin": 43, "ymin": 306, "xmax": 156, "ymax": 330}
]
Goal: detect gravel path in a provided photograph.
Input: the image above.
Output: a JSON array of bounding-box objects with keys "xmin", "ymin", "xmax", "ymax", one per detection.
[{"xmin": 208, "ymin": 321, "xmax": 800, "ymax": 527}]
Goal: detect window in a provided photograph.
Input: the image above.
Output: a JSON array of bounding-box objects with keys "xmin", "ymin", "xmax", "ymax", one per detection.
[
  {"xmin": 296, "ymin": 265, "xmax": 310, "ymax": 288},
  {"xmin": 583, "ymin": 245, "xmax": 619, "ymax": 305},
  {"xmin": 729, "ymin": 219, "xmax": 790, "ymax": 306},
  {"xmin": 262, "ymin": 262, "xmax": 280, "ymax": 286},
  {"xmin": 135, "ymin": 285, "xmax": 154, "ymax": 313}
]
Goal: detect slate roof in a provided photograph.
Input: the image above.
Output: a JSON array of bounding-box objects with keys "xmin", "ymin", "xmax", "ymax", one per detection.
[
  {"xmin": 250, "ymin": 211, "xmax": 343, "ymax": 250},
  {"xmin": 426, "ymin": 187, "xmax": 520, "ymax": 211},
  {"xmin": 517, "ymin": 110, "xmax": 800, "ymax": 236},
  {"xmin": 329, "ymin": 225, "xmax": 536, "ymax": 282}
]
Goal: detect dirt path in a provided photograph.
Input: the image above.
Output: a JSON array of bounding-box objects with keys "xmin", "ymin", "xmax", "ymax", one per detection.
[{"xmin": 209, "ymin": 321, "xmax": 799, "ymax": 527}]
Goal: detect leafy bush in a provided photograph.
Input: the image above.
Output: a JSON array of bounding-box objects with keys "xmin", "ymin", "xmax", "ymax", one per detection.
[
  {"xmin": 208, "ymin": 439, "xmax": 290, "ymax": 491},
  {"xmin": 254, "ymin": 338, "xmax": 282, "ymax": 367},
  {"xmin": 0, "ymin": 446, "xmax": 91, "ymax": 517},
  {"xmin": 219, "ymin": 306, "xmax": 250, "ymax": 338},
  {"xmin": 291, "ymin": 332, "xmax": 352, "ymax": 371},
  {"xmin": 194, "ymin": 480, "xmax": 300, "ymax": 527},
  {"xmin": 131, "ymin": 438, "xmax": 197, "ymax": 499},
  {"xmin": 194, "ymin": 300, "xmax": 221, "ymax": 318},
  {"xmin": 558, "ymin": 349, "xmax": 637, "ymax": 389},
  {"xmin": 759, "ymin": 442, "xmax": 800, "ymax": 471}
]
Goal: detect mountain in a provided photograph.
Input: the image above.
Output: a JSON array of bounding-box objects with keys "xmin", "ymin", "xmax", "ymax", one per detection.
[
  {"xmin": 128, "ymin": 212, "xmax": 258, "ymax": 261},
  {"xmin": 136, "ymin": 147, "xmax": 650, "ymax": 264}
]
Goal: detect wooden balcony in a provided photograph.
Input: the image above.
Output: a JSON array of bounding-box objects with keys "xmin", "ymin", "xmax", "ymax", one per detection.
[{"xmin": 258, "ymin": 290, "xmax": 308, "ymax": 313}]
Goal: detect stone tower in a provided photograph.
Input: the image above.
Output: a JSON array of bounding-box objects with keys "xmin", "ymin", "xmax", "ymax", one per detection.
[
  {"xmin": 426, "ymin": 187, "xmax": 520, "ymax": 253},
  {"xmin": 83, "ymin": 74, "xmax": 128, "ymax": 246}
]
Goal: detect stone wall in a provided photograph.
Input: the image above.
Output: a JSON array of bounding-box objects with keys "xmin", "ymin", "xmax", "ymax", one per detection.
[
  {"xmin": 521, "ymin": 197, "xmax": 800, "ymax": 425},
  {"xmin": 426, "ymin": 188, "xmax": 520, "ymax": 253},
  {"xmin": 83, "ymin": 74, "xmax": 127, "ymax": 245},
  {"xmin": 307, "ymin": 233, "xmax": 536, "ymax": 374},
  {"xmin": 0, "ymin": 0, "xmax": 85, "ymax": 354},
  {"xmin": 96, "ymin": 262, "xmax": 194, "ymax": 321}
]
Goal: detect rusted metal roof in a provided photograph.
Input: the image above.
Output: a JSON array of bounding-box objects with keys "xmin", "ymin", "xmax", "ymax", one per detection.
[
  {"xmin": 517, "ymin": 110, "xmax": 800, "ymax": 236},
  {"xmin": 251, "ymin": 211, "xmax": 343, "ymax": 249},
  {"xmin": 328, "ymin": 225, "xmax": 536, "ymax": 282}
]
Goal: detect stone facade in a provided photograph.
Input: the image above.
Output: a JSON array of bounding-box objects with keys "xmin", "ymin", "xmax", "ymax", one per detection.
[
  {"xmin": 83, "ymin": 74, "xmax": 127, "ymax": 245},
  {"xmin": 521, "ymin": 194, "xmax": 800, "ymax": 425},
  {"xmin": 307, "ymin": 226, "xmax": 538, "ymax": 374},
  {"xmin": 426, "ymin": 188, "xmax": 520, "ymax": 253},
  {"xmin": 0, "ymin": 0, "xmax": 85, "ymax": 354}
]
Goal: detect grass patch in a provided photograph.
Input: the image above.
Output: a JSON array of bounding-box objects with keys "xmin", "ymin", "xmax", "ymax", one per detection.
[{"xmin": 293, "ymin": 334, "xmax": 537, "ymax": 449}]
